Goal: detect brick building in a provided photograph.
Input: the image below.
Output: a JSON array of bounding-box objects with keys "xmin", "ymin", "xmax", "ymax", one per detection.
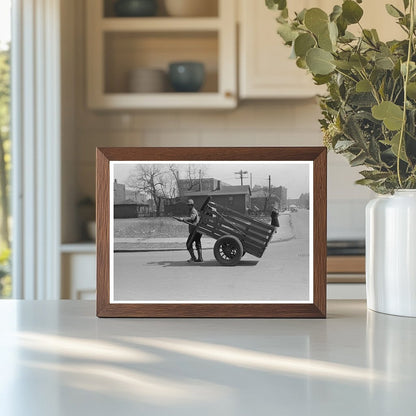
[
  {"xmin": 183, "ymin": 185, "xmax": 251, "ymax": 214},
  {"xmin": 113, "ymin": 179, "xmax": 126, "ymax": 204}
]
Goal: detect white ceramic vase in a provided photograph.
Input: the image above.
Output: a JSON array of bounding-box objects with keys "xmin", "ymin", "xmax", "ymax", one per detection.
[{"xmin": 366, "ymin": 190, "xmax": 416, "ymax": 317}]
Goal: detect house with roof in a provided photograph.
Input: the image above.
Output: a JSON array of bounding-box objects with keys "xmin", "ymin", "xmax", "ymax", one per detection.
[
  {"xmin": 183, "ymin": 185, "xmax": 252, "ymax": 214},
  {"xmin": 114, "ymin": 199, "xmax": 150, "ymax": 218},
  {"xmin": 177, "ymin": 177, "xmax": 222, "ymax": 195},
  {"xmin": 113, "ymin": 179, "xmax": 126, "ymax": 204}
]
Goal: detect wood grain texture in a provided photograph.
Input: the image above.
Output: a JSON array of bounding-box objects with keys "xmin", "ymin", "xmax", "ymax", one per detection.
[
  {"xmin": 313, "ymin": 148, "xmax": 327, "ymax": 318},
  {"xmin": 96, "ymin": 147, "xmax": 327, "ymax": 318},
  {"xmin": 327, "ymin": 274, "xmax": 365, "ymax": 283},
  {"xmin": 96, "ymin": 148, "xmax": 110, "ymax": 317},
  {"xmin": 327, "ymin": 256, "xmax": 365, "ymax": 274}
]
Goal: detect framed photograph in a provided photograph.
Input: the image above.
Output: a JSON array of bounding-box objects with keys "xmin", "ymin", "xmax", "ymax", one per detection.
[{"xmin": 96, "ymin": 147, "xmax": 327, "ymax": 317}]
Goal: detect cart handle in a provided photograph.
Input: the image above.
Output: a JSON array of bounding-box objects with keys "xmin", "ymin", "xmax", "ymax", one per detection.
[
  {"xmin": 200, "ymin": 196, "xmax": 211, "ymax": 212},
  {"xmin": 173, "ymin": 216, "xmax": 193, "ymax": 226}
]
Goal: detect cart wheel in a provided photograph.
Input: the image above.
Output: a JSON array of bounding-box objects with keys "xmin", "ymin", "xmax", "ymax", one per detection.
[{"xmin": 214, "ymin": 235, "xmax": 244, "ymax": 266}]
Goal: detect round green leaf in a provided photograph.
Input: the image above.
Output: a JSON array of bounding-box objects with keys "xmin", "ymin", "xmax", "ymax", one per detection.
[
  {"xmin": 336, "ymin": 15, "xmax": 348, "ymax": 36},
  {"xmin": 350, "ymin": 54, "xmax": 368, "ymax": 70},
  {"xmin": 330, "ymin": 5, "xmax": 342, "ymax": 22},
  {"xmin": 294, "ymin": 33, "xmax": 316, "ymax": 58},
  {"xmin": 333, "ymin": 60, "xmax": 352, "ymax": 70},
  {"xmin": 371, "ymin": 29, "xmax": 380, "ymax": 42},
  {"xmin": 371, "ymin": 101, "xmax": 404, "ymax": 131},
  {"xmin": 356, "ymin": 79, "xmax": 372, "ymax": 92},
  {"xmin": 266, "ymin": 0, "xmax": 287, "ymax": 11},
  {"xmin": 383, "ymin": 132, "xmax": 408, "ymax": 162},
  {"xmin": 306, "ymin": 48, "xmax": 335, "ymax": 75},
  {"xmin": 328, "ymin": 21, "xmax": 338, "ymax": 43},
  {"xmin": 385, "ymin": 4, "xmax": 403, "ymax": 18},
  {"xmin": 318, "ymin": 21, "xmax": 338, "ymax": 52},
  {"xmin": 318, "ymin": 28, "xmax": 333, "ymax": 52},
  {"xmin": 296, "ymin": 8, "xmax": 307, "ymax": 23},
  {"xmin": 296, "ymin": 57, "xmax": 308, "ymax": 69},
  {"xmin": 313, "ymin": 74, "xmax": 332, "ymax": 85},
  {"xmin": 407, "ymin": 82, "xmax": 416, "ymax": 99},
  {"xmin": 277, "ymin": 23, "xmax": 298, "ymax": 43},
  {"xmin": 342, "ymin": 0, "xmax": 364, "ymax": 24},
  {"xmin": 375, "ymin": 56, "xmax": 395, "ymax": 70},
  {"xmin": 304, "ymin": 8, "xmax": 328, "ymax": 35}
]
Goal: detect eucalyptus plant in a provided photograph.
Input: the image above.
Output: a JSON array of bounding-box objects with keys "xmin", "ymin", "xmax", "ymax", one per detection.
[{"xmin": 267, "ymin": 0, "xmax": 416, "ymax": 193}]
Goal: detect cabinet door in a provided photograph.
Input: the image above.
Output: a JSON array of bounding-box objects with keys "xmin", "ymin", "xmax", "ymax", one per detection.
[
  {"xmin": 239, "ymin": 0, "xmax": 404, "ymax": 99},
  {"xmin": 239, "ymin": 0, "xmax": 325, "ymax": 99},
  {"xmin": 62, "ymin": 253, "xmax": 96, "ymax": 300}
]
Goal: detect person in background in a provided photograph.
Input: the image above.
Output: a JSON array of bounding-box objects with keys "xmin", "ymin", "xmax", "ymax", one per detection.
[
  {"xmin": 180, "ymin": 199, "xmax": 203, "ymax": 263},
  {"xmin": 271, "ymin": 205, "xmax": 280, "ymax": 234}
]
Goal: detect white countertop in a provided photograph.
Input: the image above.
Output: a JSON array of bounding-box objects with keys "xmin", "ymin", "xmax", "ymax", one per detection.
[{"xmin": 0, "ymin": 300, "xmax": 415, "ymax": 415}]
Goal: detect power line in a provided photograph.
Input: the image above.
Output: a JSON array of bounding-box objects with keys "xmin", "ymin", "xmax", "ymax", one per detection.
[{"xmin": 234, "ymin": 170, "xmax": 248, "ymax": 186}]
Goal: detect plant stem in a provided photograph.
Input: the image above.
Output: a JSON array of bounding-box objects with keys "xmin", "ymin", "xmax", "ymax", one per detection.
[
  {"xmin": 334, "ymin": 68, "xmax": 358, "ymax": 84},
  {"xmin": 397, "ymin": 0, "xmax": 415, "ymax": 188},
  {"xmin": 358, "ymin": 69, "xmax": 381, "ymax": 104}
]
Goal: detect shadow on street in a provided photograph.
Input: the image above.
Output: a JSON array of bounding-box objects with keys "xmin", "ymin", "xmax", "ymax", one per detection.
[{"xmin": 147, "ymin": 260, "xmax": 259, "ymax": 268}]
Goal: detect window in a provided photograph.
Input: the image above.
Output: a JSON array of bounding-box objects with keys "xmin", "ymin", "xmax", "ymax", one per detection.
[{"xmin": 0, "ymin": 0, "xmax": 11, "ymax": 298}]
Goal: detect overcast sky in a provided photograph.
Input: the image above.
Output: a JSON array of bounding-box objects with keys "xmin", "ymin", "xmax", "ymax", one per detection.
[{"xmin": 113, "ymin": 162, "xmax": 310, "ymax": 199}]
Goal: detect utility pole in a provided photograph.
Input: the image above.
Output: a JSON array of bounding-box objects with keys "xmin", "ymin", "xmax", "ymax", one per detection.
[
  {"xmin": 234, "ymin": 169, "xmax": 248, "ymax": 186},
  {"xmin": 250, "ymin": 172, "xmax": 253, "ymax": 189},
  {"xmin": 268, "ymin": 175, "xmax": 271, "ymax": 198},
  {"xmin": 199, "ymin": 169, "xmax": 203, "ymax": 191}
]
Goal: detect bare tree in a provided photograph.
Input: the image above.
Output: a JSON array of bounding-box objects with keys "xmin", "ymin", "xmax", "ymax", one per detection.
[
  {"xmin": 168, "ymin": 164, "xmax": 181, "ymax": 197},
  {"xmin": 127, "ymin": 164, "xmax": 175, "ymax": 217},
  {"xmin": 189, "ymin": 165, "xmax": 209, "ymax": 191},
  {"xmin": 171, "ymin": 164, "xmax": 208, "ymax": 195}
]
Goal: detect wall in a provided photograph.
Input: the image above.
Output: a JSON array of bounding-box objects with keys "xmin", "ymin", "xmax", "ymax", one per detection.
[{"xmin": 61, "ymin": 0, "xmax": 374, "ymax": 243}]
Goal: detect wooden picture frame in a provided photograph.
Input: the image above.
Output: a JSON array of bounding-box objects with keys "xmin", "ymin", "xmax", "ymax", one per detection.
[{"xmin": 96, "ymin": 147, "xmax": 327, "ymax": 317}]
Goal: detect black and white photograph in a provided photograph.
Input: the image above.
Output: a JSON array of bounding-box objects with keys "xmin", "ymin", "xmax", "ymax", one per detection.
[{"xmin": 109, "ymin": 161, "xmax": 313, "ymax": 304}]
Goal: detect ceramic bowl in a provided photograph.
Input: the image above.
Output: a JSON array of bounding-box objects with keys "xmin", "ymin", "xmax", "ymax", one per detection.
[
  {"xmin": 168, "ymin": 62, "xmax": 205, "ymax": 92},
  {"xmin": 114, "ymin": 0, "xmax": 158, "ymax": 17},
  {"xmin": 128, "ymin": 68, "xmax": 167, "ymax": 93}
]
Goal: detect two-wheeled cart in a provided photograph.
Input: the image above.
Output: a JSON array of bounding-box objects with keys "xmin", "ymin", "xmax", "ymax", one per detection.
[{"xmin": 194, "ymin": 197, "xmax": 275, "ymax": 266}]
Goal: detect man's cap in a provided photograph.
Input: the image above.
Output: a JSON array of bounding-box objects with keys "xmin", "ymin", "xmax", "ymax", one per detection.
[{"xmin": 187, "ymin": 199, "xmax": 194, "ymax": 205}]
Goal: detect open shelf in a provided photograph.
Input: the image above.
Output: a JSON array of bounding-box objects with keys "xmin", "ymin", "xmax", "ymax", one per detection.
[
  {"xmin": 91, "ymin": 93, "xmax": 234, "ymax": 109},
  {"xmin": 87, "ymin": 0, "xmax": 236, "ymax": 109},
  {"xmin": 101, "ymin": 17, "xmax": 221, "ymax": 32},
  {"xmin": 61, "ymin": 243, "xmax": 96, "ymax": 253},
  {"xmin": 103, "ymin": 0, "xmax": 219, "ymax": 18},
  {"xmin": 104, "ymin": 31, "xmax": 218, "ymax": 94}
]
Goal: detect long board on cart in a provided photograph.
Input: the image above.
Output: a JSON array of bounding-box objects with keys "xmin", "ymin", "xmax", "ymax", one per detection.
[{"xmin": 195, "ymin": 197, "xmax": 275, "ymax": 265}]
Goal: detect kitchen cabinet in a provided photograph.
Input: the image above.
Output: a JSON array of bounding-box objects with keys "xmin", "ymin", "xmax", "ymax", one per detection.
[
  {"xmin": 327, "ymin": 256, "xmax": 366, "ymax": 299},
  {"xmin": 86, "ymin": 0, "xmax": 237, "ymax": 109},
  {"xmin": 239, "ymin": 0, "xmax": 325, "ymax": 99},
  {"xmin": 61, "ymin": 245, "xmax": 96, "ymax": 300},
  {"xmin": 238, "ymin": 0, "xmax": 404, "ymax": 99}
]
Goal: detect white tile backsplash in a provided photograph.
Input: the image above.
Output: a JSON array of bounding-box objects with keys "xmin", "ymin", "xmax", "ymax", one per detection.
[
  {"xmin": 63, "ymin": 0, "xmax": 373, "ymax": 243},
  {"xmin": 142, "ymin": 130, "xmax": 201, "ymax": 147},
  {"xmin": 328, "ymin": 200, "xmax": 369, "ymax": 240},
  {"xmin": 73, "ymin": 96, "xmax": 371, "ymax": 240}
]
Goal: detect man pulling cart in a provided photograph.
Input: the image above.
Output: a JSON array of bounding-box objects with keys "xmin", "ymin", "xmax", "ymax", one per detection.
[
  {"xmin": 175, "ymin": 197, "xmax": 275, "ymax": 266},
  {"xmin": 176, "ymin": 199, "xmax": 203, "ymax": 263}
]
